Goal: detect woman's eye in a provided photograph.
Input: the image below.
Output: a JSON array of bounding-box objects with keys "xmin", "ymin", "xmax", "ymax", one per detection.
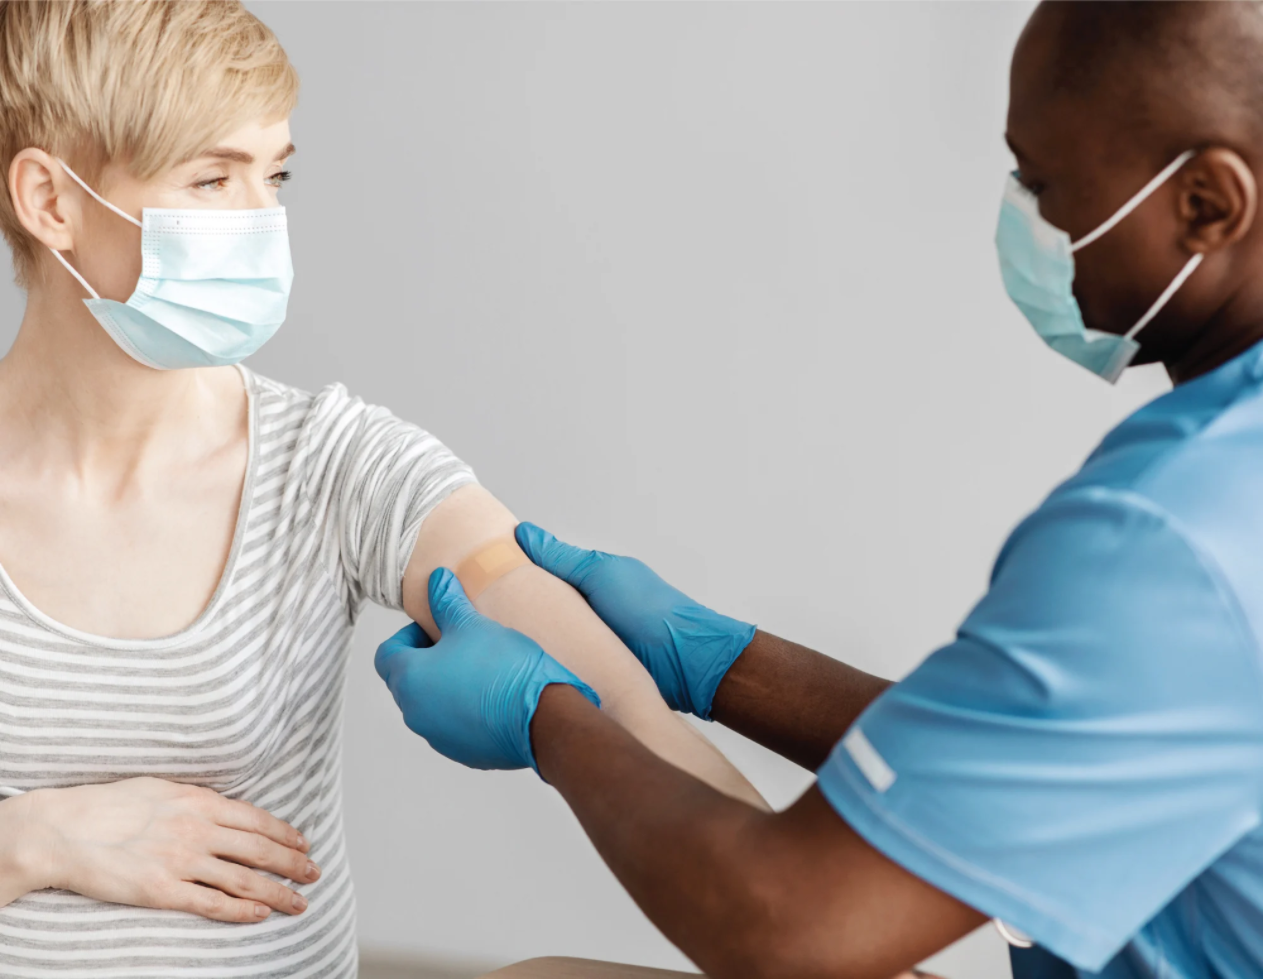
[
  {"xmin": 266, "ymin": 170, "xmax": 293, "ymax": 188},
  {"xmin": 195, "ymin": 176, "xmax": 228, "ymax": 191}
]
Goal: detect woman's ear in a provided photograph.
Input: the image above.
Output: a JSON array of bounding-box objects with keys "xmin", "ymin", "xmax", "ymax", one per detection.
[
  {"xmin": 1178, "ymin": 147, "xmax": 1257, "ymax": 254},
  {"xmin": 9, "ymin": 148, "xmax": 77, "ymax": 252}
]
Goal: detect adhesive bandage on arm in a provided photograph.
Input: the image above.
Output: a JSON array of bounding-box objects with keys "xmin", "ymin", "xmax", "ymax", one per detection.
[{"xmin": 455, "ymin": 537, "xmax": 531, "ymax": 602}]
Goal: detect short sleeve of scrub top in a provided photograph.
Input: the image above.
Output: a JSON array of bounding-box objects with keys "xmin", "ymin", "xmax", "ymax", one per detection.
[{"xmin": 816, "ymin": 488, "xmax": 1263, "ymax": 972}]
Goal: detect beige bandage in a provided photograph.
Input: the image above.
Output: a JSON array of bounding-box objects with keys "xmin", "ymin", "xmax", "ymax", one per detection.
[{"xmin": 455, "ymin": 537, "xmax": 531, "ymax": 601}]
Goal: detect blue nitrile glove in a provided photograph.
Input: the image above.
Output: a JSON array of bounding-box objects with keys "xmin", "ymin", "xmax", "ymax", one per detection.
[
  {"xmin": 374, "ymin": 567, "xmax": 600, "ymax": 773},
  {"xmin": 515, "ymin": 522, "xmax": 756, "ymax": 720}
]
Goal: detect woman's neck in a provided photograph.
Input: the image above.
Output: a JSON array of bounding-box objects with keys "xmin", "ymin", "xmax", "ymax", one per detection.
[{"xmin": 0, "ymin": 285, "xmax": 241, "ymax": 480}]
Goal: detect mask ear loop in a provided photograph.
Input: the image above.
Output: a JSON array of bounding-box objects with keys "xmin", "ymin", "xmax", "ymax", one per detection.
[
  {"xmin": 1063, "ymin": 149, "xmax": 1204, "ymax": 344},
  {"xmin": 45, "ymin": 156, "xmax": 143, "ymax": 301},
  {"xmin": 47, "ymin": 247, "xmax": 101, "ymax": 300},
  {"xmin": 53, "ymin": 158, "xmax": 143, "ymax": 229},
  {"xmin": 1070, "ymin": 150, "xmax": 1197, "ymax": 254},
  {"xmin": 1123, "ymin": 251, "xmax": 1204, "ymax": 341}
]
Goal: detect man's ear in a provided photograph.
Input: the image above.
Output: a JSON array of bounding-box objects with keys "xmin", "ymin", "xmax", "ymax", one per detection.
[
  {"xmin": 1178, "ymin": 147, "xmax": 1257, "ymax": 254},
  {"xmin": 8, "ymin": 148, "xmax": 77, "ymax": 252}
]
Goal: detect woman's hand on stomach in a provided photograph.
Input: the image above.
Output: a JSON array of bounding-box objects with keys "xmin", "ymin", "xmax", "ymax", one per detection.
[{"xmin": 0, "ymin": 777, "xmax": 320, "ymax": 922}]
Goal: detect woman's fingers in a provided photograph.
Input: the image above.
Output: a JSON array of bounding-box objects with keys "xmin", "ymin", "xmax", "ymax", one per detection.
[
  {"xmin": 33, "ymin": 779, "xmax": 319, "ymax": 923},
  {"xmin": 191, "ymin": 858, "xmax": 308, "ymax": 917},
  {"xmin": 209, "ymin": 796, "xmax": 309, "ymax": 853},
  {"xmin": 162, "ymin": 881, "xmax": 276, "ymax": 924},
  {"xmin": 210, "ymin": 827, "xmax": 320, "ymax": 884}
]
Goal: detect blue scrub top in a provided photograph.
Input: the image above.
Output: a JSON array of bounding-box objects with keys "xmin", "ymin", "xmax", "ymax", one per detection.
[{"xmin": 818, "ymin": 340, "xmax": 1263, "ymax": 979}]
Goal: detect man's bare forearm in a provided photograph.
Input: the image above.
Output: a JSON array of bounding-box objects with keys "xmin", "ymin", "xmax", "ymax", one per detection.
[
  {"xmin": 532, "ymin": 683, "xmax": 802, "ymax": 978},
  {"xmin": 710, "ymin": 630, "xmax": 891, "ymax": 770},
  {"xmin": 531, "ymin": 684, "xmax": 983, "ymax": 979}
]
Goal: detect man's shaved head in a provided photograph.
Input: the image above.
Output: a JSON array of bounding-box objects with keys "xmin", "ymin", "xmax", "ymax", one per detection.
[
  {"xmin": 1022, "ymin": 1, "xmax": 1263, "ymax": 164},
  {"xmin": 1006, "ymin": 1, "xmax": 1263, "ymax": 381}
]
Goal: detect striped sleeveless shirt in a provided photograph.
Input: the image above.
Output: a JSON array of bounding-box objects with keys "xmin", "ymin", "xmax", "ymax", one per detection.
[{"xmin": 0, "ymin": 367, "xmax": 475, "ymax": 978}]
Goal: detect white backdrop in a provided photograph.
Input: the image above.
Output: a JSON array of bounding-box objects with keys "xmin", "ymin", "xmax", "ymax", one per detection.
[{"xmin": 0, "ymin": 3, "xmax": 1173, "ymax": 976}]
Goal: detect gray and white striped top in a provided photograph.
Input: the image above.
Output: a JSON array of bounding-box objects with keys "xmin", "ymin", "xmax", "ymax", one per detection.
[{"xmin": 0, "ymin": 367, "xmax": 476, "ymax": 978}]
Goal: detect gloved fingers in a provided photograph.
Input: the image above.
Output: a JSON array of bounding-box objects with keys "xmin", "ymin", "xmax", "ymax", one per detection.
[
  {"xmin": 373, "ymin": 621, "xmax": 430, "ymax": 684},
  {"xmin": 428, "ymin": 567, "xmax": 483, "ymax": 633},
  {"xmin": 396, "ymin": 620, "xmax": 431, "ymax": 648},
  {"xmin": 515, "ymin": 522, "xmax": 605, "ymax": 592}
]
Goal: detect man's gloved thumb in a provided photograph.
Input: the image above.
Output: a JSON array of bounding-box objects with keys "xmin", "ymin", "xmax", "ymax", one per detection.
[
  {"xmin": 374, "ymin": 621, "xmax": 428, "ymax": 687},
  {"xmin": 516, "ymin": 522, "xmax": 600, "ymax": 592},
  {"xmin": 428, "ymin": 567, "xmax": 478, "ymax": 634}
]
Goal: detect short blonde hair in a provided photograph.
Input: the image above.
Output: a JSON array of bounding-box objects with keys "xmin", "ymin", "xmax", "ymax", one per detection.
[{"xmin": 0, "ymin": 0, "xmax": 299, "ymax": 287}]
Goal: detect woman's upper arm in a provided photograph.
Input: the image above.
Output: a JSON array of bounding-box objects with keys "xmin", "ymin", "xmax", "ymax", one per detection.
[
  {"xmin": 401, "ymin": 483, "xmax": 518, "ymax": 637},
  {"xmin": 400, "ymin": 485, "xmax": 770, "ymax": 808},
  {"xmin": 401, "ymin": 485, "xmax": 661, "ymax": 707}
]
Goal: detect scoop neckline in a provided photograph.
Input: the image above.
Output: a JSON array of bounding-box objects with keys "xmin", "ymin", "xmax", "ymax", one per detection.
[{"xmin": 0, "ymin": 364, "xmax": 259, "ymax": 651}]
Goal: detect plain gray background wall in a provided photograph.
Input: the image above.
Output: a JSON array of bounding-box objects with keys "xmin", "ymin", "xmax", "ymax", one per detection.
[{"xmin": 0, "ymin": 3, "xmax": 1175, "ymax": 976}]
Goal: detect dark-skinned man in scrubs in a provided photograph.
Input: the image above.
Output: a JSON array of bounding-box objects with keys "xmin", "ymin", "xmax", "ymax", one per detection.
[{"xmin": 373, "ymin": 4, "xmax": 1263, "ymax": 977}]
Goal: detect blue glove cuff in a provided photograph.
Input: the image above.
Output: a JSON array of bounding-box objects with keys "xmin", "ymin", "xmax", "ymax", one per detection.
[
  {"xmin": 666, "ymin": 609, "xmax": 757, "ymax": 720},
  {"xmin": 520, "ymin": 657, "xmax": 601, "ymax": 777},
  {"xmin": 695, "ymin": 618, "xmax": 757, "ymax": 721}
]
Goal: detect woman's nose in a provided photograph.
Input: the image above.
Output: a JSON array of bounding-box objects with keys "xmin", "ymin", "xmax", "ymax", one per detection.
[{"xmin": 243, "ymin": 186, "xmax": 275, "ymax": 210}]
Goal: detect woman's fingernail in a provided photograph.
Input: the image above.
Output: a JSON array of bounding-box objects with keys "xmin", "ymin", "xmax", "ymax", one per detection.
[
  {"xmin": 292, "ymin": 893, "xmax": 307, "ymax": 912},
  {"xmin": 254, "ymin": 904, "xmax": 269, "ymax": 918},
  {"xmin": 307, "ymin": 861, "xmax": 320, "ymax": 880},
  {"xmin": 296, "ymin": 834, "xmax": 306, "ymax": 849}
]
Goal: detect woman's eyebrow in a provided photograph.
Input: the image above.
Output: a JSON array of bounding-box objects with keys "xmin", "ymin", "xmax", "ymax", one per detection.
[{"xmin": 196, "ymin": 142, "xmax": 297, "ymax": 165}]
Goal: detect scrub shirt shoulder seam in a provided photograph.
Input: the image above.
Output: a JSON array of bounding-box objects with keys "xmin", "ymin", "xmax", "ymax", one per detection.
[
  {"xmin": 1068, "ymin": 488, "xmax": 1262, "ymax": 719},
  {"xmin": 1078, "ymin": 367, "xmax": 1261, "ymax": 507},
  {"xmin": 1007, "ymin": 485, "xmax": 1263, "ymax": 791},
  {"xmin": 1132, "ymin": 374, "xmax": 1263, "ymax": 489},
  {"xmin": 1098, "ymin": 488, "xmax": 1263, "ymax": 708}
]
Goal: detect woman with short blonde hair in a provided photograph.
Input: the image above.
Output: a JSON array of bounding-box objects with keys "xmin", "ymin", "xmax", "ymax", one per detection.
[{"xmin": 0, "ymin": 2, "xmax": 763, "ymax": 976}]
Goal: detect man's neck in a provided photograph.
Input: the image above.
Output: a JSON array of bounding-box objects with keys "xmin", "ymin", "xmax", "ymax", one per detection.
[
  {"xmin": 1166, "ymin": 325, "xmax": 1263, "ymax": 385},
  {"xmin": 1164, "ymin": 281, "xmax": 1263, "ymax": 385}
]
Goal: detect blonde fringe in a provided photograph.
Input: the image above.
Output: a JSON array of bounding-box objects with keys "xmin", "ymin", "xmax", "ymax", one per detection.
[{"xmin": 0, "ymin": 0, "xmax": 299, "ymax": 287}]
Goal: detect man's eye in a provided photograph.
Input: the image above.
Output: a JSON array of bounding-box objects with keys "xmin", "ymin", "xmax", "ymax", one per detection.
[{"xmin": 1015, "ymin": 171, "xmax": 1045, "ymax": 196}]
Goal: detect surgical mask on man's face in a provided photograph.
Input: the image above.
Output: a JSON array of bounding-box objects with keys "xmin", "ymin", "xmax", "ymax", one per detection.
[
  {"xmin": 47, "ymin": 158, "xmax": 293, "ymax": 371},
  {"xmin": 995, "ymin": 150, "xmax": 1202, "ymax": 384}
]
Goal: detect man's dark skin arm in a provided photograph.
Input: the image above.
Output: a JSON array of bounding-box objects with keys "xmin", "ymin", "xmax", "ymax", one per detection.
[
  {"xmin": 532, "ymin": 684, "xmax": 986, "ymax": 979},
  {"xmin": 710, "ymin": 630, "xmax": 892, "ymax": 771}
]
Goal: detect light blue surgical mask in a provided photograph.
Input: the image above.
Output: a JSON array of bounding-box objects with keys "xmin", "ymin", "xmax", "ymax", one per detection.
[
  {"xmin": 996, "ymin": 150, "xmax": 1203, "ymax": 384},
  {"xmin": 48, "ymin": 158, "xmax": 293, "ymax": 371}
]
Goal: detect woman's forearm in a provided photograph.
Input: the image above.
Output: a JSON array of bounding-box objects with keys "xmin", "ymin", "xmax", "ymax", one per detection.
[
  {"xmin": 478, "ymin": 564, "xmax": 769, "ymax": 809},
  {"xmin": 404, "ymin": 486, "xmax": 768, "ymax": 808},
  {"xmin": 0, "ymin": 792, "xmax": 51, "ymax": 906},
  {"xmin": 0, "ymin": 779, "xmax": 317, "ymax": 921}
]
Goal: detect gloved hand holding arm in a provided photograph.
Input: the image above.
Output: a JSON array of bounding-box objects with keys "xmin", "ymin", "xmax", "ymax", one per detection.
[
  {"xmin": 402, "ymin": 487, "xmax": 768, "ymax": 808},
  {"xmin": 376, "ymin": 567, "xmax": 601, "ymax": 773},
  {"xmin": 514, "ymin": 522, "xmax": 757, "ymax": 718},
  {"xmin": 517, "ymin": 523, "xmax": 891, "ymax": 770},
  {"xmin": 376, "ymin": 564, "xmax": 963, "ymax": 979}
]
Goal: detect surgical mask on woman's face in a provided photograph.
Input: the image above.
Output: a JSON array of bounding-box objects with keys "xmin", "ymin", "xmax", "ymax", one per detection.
[
  {"xmin": 995, "ymin": 150, "xmax": 1202, "ymax": 384},
  {"xmin": 47, "ymin": 158, "xmax": 293, "ymax": 371}
]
